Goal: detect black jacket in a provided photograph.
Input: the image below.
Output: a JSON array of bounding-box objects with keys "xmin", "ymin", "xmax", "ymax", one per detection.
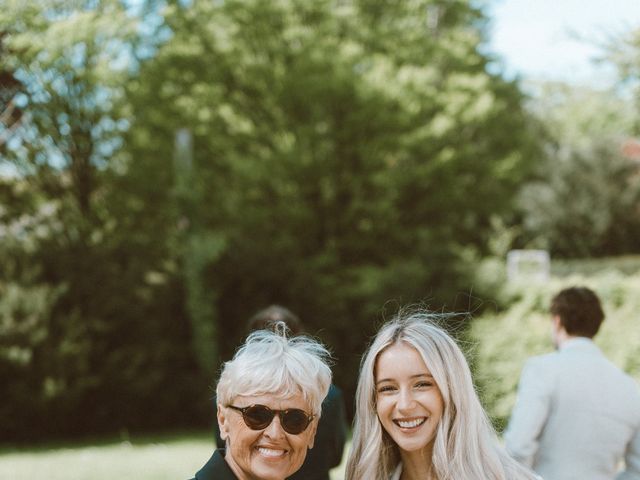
[{"xmin": 190, "ymin": 448, "xmax": 237, "ymax": 480}]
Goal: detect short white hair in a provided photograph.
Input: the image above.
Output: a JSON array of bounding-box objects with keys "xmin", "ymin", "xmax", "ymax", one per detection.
[{"xmin": 216, "ymin": 323, "xmax": 332, "ymax": 414}]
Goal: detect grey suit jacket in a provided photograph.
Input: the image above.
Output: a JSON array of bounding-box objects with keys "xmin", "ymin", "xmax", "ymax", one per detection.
[{"xmin": 505, "ymin": 338, "xmax": 640, "ymax": 480}]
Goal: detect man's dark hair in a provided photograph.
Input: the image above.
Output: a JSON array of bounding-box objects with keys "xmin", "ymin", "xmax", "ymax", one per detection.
[
  {"xmin": 550, "ymin": 286, "xmax": 604, "ymax": 338},
  {"xmin": 246, "ymin": 305, "xmax": 304, "ymax": 335}
]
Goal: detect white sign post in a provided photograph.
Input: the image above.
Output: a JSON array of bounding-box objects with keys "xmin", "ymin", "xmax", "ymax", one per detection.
[{"xmin": 506, "ymin": 249, "xmax": 550, "ymax": 282}]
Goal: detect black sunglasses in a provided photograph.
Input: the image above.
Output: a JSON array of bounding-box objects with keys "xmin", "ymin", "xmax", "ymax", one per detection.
[{"xmin": 227, "ymin": 404, "xmax": 315, "ymax": 435}]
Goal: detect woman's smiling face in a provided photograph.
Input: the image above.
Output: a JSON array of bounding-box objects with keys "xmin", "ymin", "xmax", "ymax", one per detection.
[
  {"xmin": 375, "ymin": 342, "xmax": 444, "ymax": 459},
  {"xmin": 218, "ymin": 392, "xmax": 317, "ymax": 480}
]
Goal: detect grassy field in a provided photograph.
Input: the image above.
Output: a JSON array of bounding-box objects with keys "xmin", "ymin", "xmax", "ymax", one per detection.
[
  {"xmin": 0, "ymin": 431, "xmax": 348, "ymax": 480},
  {"xmin": 0, "ymin": 431, "xmax": 213, "ymax": 480}
]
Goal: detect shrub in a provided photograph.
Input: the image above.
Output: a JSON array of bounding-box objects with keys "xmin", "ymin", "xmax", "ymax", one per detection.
[{"xmin": 469, "ymin": 271, "xmax": 640, "ymax": 431}]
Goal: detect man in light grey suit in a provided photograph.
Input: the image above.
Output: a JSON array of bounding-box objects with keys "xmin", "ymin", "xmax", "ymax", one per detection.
[{"xmin": 505, "ymin": 286, "xmax": 640, "ymax": 480}]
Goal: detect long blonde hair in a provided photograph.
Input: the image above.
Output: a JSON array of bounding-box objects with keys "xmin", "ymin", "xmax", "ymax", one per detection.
[{"xmin": 345, "ymin": 312, "xmax": 537, "ymax": 480}]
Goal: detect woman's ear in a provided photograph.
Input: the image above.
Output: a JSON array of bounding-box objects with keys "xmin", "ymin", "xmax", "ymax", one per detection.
[
  {"xmin": 217, "ymin": 405, "xmax": 229, "ymax": 442},
  {"xmin": 307, "ymin": 418, "xmax": 319, "ymax": 449}
]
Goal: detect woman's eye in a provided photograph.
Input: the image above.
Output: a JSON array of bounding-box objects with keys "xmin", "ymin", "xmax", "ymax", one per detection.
[
  {"xmin": 377, "ymin": 385, "xmax": 396, "ymax": 393},
  {"xmin": 416, "ymin": 381, "xmax": 433, "ymax": 388}
]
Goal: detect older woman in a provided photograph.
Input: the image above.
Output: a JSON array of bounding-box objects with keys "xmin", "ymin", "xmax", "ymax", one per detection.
[
  {"xmin": 346, "ymin": 311, "xmax": 539, "ymax": 480},
  {"xmin": 190, "ymin": 323, "xmax": 332, "ymax": 480}
]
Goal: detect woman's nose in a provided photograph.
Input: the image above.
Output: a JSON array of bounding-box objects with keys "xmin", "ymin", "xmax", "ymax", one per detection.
[
  {"xmin": 397, "ymin": 388, "xmax": 415, "ymax": 410},
  {"xmin": 263, "ymin": 414, "xmax": 286, "ymax": 438}
]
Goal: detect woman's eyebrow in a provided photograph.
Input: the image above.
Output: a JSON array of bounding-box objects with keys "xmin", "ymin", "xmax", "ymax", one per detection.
[{"xmin": 375, "ymin": 373, "xmax": 433, "ymax": 384}]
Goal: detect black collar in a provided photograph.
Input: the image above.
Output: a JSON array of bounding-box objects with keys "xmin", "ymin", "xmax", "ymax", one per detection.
[{"xmin": 195, "ymin": 448, "xmax": 238, "ymax": 480}]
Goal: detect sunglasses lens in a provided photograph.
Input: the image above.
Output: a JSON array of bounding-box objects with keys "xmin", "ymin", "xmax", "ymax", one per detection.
[
  {"xmin": 243, "ymin": 405, "xmax": 274, "ymax": 430},
  {"xmin": 237, "ymin": 405, "xmax": 312, "ymax": 434},
  {"xmin": 281, "ymin": 409, "xmax": 310, "ymax": 434}
]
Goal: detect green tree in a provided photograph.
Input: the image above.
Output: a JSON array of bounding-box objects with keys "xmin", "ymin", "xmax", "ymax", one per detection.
[
  {"xmin": 606, "ymin": 24, "xmax": 640, "ymax": 132},
  {"xmin": 0, "ymin": 0, "xmax": 207, "ymax": 439},
  {"xmin": 127, "ymin": 0, "xmax": 538, "ymax": 405},
  {"xmin": 0, "ymin": 0, "xmax": 540, "ymax": 439},
  {"xmin": 516, "ymin": 81, "xmax": 640, "ymax": 257}
]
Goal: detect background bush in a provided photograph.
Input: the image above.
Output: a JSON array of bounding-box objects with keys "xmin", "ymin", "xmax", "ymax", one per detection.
[{"xmin": 469, "ymin": 261, "xmax": 640, "ymax": 431}]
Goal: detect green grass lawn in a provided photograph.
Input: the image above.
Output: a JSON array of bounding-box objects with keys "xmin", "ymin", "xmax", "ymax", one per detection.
[
  {"xmin": 0, "ymin": 431, "xmax": 348, "ymax": 480},
  {"xmin": 0, "ymin": 431, "xmax": 213, "ymax": 480}
]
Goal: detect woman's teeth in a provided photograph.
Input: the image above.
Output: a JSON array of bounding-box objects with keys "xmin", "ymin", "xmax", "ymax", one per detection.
[
  {"xmin": 396, "ymin": 418, "xmax": 426, "ymax": 428},
  {"xmin": 258, "ymin": 447, "xmax": 286, "ymax": 457}
]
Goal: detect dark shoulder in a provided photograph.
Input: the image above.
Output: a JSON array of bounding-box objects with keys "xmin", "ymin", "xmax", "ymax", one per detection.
[
  {"xmin": 191, "ymin": 448, "xmax": 237, "ymax": 480},
  {"xmin": 323, "ymin": 384, "xmax": 344, "ymax": 406}
]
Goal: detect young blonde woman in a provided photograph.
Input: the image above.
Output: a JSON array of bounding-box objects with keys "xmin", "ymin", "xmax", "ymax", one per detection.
[{"xmin": 345, "ymin": 312, "xmax": 539, "ymax": 480}]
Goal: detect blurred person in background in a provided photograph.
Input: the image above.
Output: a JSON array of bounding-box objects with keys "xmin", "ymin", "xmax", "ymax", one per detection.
[
  {"xmin": 346, "ymin": 311, "xmax": 538, "ymax": 480},
  {"xmin": 505, "ymin": 286, "xmax": 640, "ymax": 479},
  {"xmin": 190, "ymin": 323, "xmax": 332, "ymax": 480},
  {"xmin": 212, "ymin": 305, "xmax": 348, "ymax": 480}
]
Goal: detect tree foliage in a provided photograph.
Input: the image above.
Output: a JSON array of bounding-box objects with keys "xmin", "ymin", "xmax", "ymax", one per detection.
[
  {"xmin": 1, "ymin": 0, "xmax": 207, "ymax": 439},
  {"xmin": 124, "ymin": 0, "xmax": 538, "ymax": 408},
  {"xmin": 515, "ymin": 81, "xmax": 640, "ymax": 257},
  {"xmin": 1, "ymin": 0, "xmax": 539, "ymax": 439}
]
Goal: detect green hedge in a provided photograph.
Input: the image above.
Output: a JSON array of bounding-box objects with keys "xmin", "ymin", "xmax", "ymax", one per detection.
[{"xmin": 469, "ymin": 270, "xmax": 640, "ymax": 432}]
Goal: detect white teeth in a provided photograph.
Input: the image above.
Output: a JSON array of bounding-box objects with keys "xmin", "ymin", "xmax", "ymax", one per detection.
[
  {"xmin": 258, "ymin": 447, "xmax": 285, "ymax": 457},
  {"xmin": 397, "ymin": 418, "xmax": 425, "ymax": 428}
]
